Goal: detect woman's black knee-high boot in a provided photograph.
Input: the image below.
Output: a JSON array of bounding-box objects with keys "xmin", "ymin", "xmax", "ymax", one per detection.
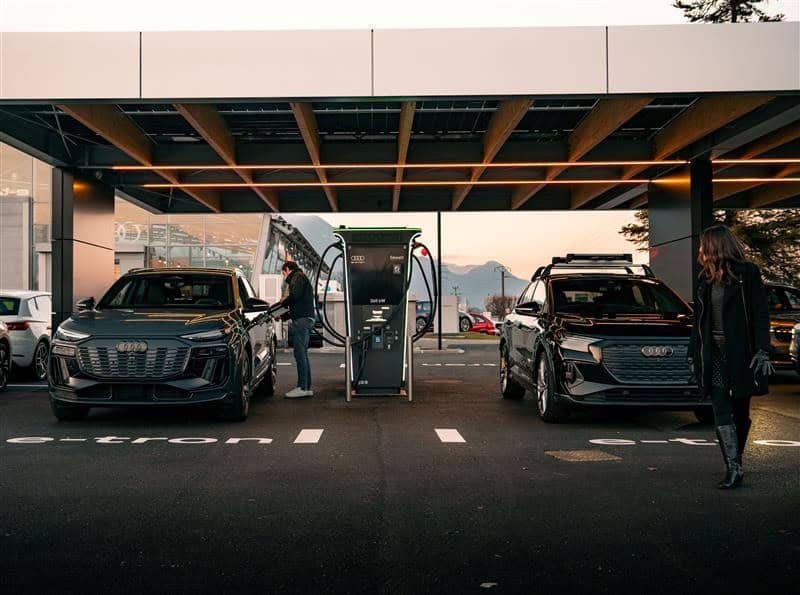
[{"xmin": 715, "ymin": 424, "xmax": 743, "ymax": 489}]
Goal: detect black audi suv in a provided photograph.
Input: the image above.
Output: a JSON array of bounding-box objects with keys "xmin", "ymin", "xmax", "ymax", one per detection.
[
  {"xmin": 499, "ymin": 254, "xmax": 706, "ymax": 423},
  {"xmin": 49, "ymin": 268, "xmax": 277, "ymax": 422}
]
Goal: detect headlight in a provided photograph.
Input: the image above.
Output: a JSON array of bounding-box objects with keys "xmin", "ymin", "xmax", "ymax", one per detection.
[
  {"xmin": 54, "ymin": 326, "xmax": 89, "ymax": 342},
  {"xmin": 51, "ymin": 344, "xmax": 78, "ymax": 358},
  {"xmin": 181, "ymin": 329, "xmax": 226, "ymax": 342},
  {"xmin": 560, "ymin": 333, "xmax": 602, "ymax": 362}
]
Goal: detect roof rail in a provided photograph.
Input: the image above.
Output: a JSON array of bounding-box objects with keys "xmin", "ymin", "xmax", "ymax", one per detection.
[
  {"xmin": 532, "ymin": 254, "xmax": 653, "ymax": 281},
  {"xmin": 551, "ymin": 253, "xmax": 633, "ymax": 264}
]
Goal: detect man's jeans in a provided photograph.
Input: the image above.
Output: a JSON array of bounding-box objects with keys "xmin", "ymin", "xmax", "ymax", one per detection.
[{"xmin": 290, "ymin": 317, "xmax": 314, "ymax": 390}]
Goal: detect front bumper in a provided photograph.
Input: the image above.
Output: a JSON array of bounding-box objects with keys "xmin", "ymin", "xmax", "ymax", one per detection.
[{"xmin": 48, "ymin": 338, "xmax": 237, "ymax": 406}]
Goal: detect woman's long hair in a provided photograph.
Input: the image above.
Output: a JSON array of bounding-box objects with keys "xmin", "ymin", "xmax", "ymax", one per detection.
[{"xmin": 698, "ymin": 225, "xmax": 747, "ymax": 284}]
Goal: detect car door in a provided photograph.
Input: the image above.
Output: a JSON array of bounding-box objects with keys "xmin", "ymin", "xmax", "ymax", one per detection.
[
  {"xmin": 517, "ymin": 280, "xmax": 548, "ymax": 372},
  {"xmin": 505, "ymin": 282, "xmax": 535, "ymax": 369},
  {"xmin": 237, "ymin": 275, "xmax": 268, "ymax": 377}
]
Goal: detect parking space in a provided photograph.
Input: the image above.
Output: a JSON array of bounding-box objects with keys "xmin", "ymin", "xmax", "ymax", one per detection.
[{"xmin": 2, "ymin": 343, "xmax": 799, "ymax": 593}]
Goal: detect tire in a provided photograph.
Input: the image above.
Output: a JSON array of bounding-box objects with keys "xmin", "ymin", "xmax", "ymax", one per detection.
[
  {"xmin": 31, "ymin": 340, "xmax": 49, "ymax": 382},
  {"xmin": 219, "ymin": 350, "xmax": 252, "ymax": 422},
  {"xmin": 693, "ymin": 407, "xmax": 714, "ymax": 425},
  {"xmin": 50, "ymin": 398, "xmax": 89, "ymax": 421},
  {"xmin": 459, "ymin": 316, "xmax": 472, "ymax": 333},
  {"xmin": 535, "ymin": 354, "xmax": 569, "ymax": 423},
  {"xmin": 500, "ymin": 344, "xmax": 525, "ymax": 399},
  {"xmin": 0, "ymin": 342, "xmax": 9, "ymax": 392},
  {"xmin": 254, "ymin": 341, "xmax": 277, "ymax": 398}
]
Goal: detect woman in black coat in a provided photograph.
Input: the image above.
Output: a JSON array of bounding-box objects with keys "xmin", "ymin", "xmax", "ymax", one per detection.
[{"xmin": 689, "ymin": 225, "xmax": 774, "ymax": 489}]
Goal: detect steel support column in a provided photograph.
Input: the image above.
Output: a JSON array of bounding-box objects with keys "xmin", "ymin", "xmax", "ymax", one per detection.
[
  {"xmin": 51, "ymin": 169, "xmax": 116, "ymax": 329},
  {"xmin": 648, "ymin": 159, "xmax": 714, "ymax": 301}
]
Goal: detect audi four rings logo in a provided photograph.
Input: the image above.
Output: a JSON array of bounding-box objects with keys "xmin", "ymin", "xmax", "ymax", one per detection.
[
  {"xmin": 350, "ymin": 255, "xmax": 366, "ymax": 264},
  {"xmin": 641, "ymin": 346, "xmax": 674, "ymax": 358},
  {"xmin": 116, "ymin": 341, "xmax": 148, "ymax": 353}
]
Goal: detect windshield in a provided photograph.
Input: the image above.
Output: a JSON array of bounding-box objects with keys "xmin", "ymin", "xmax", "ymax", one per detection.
[
  {"xmin": 98, "ymin": 274, "xmax": 234, "ymax": 310},
  {"xmin": 551, "ymin": 277, "xmax": 690, "ymax": 318},
  {"xmin": 768, "ymin": 286, "xmax": 800, "ymax": 313},
  {"xmin": 0, "ymin": 297, "xmax": 21, "ymax": 316}
]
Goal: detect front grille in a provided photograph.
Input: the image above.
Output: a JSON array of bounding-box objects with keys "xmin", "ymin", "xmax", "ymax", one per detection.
[
  {"xmin": 78, "ymin": 344, "xmax": 189, "ymax": 380},
  {"xmin": 602, "ymin": 343, "xmax": 691, "ymax": 385}
]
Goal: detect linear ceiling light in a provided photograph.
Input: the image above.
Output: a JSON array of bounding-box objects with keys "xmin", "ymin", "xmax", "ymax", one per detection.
[
  {"xmin": 115, "ymin": 160, "xmax": 688, "ymax": 171},
  {"xmin": 712, "ymin": 177, "xmax": 800, "ymax": 183},
  {"xmin": 713, "ymin": 158, "xmax": 800, "ymax": 165},
  {"xmin": 142, "ymin": 179, "xmax": 653, "ymax": 189}
]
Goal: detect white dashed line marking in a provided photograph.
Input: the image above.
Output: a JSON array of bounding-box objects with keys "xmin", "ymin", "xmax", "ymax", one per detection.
[
  {"xmin": 277, "ymin": 362, "xmax": 293, "ymax": 366},
  {"xmin": 294, "ymin": 429, "xmax": 324, "ymax": 444},
  {"xmin": 435, "ymin": 429, "xmax": 466, "ymax": 443},
  {"xmin": 640, "ymin": 440, "xmax": 669, "ymax": 444},
  {"xmin": 444, "ymin": 363, "xmax": 466, "ymax": 367},
  {"xmin": 421, "ymin": 363, "xmax": 442, "ymax": 367},
  {"xmin": 59, "ymin": 439, "xmax": 87, "ymax": 442},
  {"xmin": 482, "ymin": 363, "xmax": 497, "ymax": 367}
]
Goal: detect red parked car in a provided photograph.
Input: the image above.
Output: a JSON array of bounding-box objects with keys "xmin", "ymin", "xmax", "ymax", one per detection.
[{"xmin": 468, "ymin": 313, "xmax": 497, "ymax": 335}]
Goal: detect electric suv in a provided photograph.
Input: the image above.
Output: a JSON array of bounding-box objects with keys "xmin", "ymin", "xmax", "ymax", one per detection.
[
  {"xmin": 48, "ymin": 268, "xmax": 277, "ymax": 422},
  {"xmin": 499, "ymin": 254, "xmax": 705, "ymax": 423}
]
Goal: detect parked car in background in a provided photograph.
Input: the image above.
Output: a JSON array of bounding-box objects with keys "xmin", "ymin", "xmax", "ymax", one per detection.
[
  {"xmin": 468, "ymin": 313, "xmax": 497, "ymax": 335},
  {"xmin": 0, "ymin": 321, "xmax": 9, "ymax": 391},
  {"xmin": 790, "ymin": 323, "xmax": 799, "ymax": 373},
  {"xmin": 48, "ymin": 268, "xmax": 277, "ymax": 422},
  {"xmin": 765, "ymin": 282, "xmax": 800, "ymax": 372},
  {"xmin": 499, "ymin": 254, "xmax": 705, "ymax": 423},
  {"xmin": 0, "ymin": 291, "xmax": 52, "ymax": 381},
  {"xmin": 414, "ymin": 301, "xmax": 472, "ymax": 335}
]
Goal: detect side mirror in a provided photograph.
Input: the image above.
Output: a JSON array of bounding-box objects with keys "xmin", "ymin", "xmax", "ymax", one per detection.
[
  {"xmin": 514, "ymin": 301, "xmax": 540, "ymax": 316},
  {"xmin": 76, "ymin": 297, "xmax": 95, "ymax": 311},
  {"xmin": 245, "ymin": 297, "xmax": 270, "ymax": 312}
]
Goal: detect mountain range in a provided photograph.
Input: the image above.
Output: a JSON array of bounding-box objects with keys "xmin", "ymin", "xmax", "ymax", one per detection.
[{"xmin": 281, "ymin": 214, "xmax": 528, "ymax": 309}]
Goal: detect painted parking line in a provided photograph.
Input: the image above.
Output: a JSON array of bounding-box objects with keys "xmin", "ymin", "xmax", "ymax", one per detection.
[
  {"xmin": 435, "ymin": 428, "xmax": 466, "ymax": 443},
  {"xmin": 444, "ymin": 363, "xmax": 466, "ymax": 367},
  {"xmin": 294, "ymin": 429, "xmax": 324, "ymax": 444},
  {"xmin": 277, "ymin": 362, "xmax": 293, "ymax": 366}
]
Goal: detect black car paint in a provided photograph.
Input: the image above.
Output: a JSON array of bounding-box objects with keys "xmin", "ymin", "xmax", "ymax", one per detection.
[
  {"xmin": 500, "ymin": 274, "xmax": 703, "ymax": 410},
  {"xmin": 48, "ymin": 269, "xmax": 276, "ymax": 411}
]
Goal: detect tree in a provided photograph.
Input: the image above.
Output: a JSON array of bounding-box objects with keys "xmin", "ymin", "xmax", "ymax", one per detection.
[
  {"xmin": 485, "ymin": 295, "xmax": 515, "ymax": 320},
  {"xmin": 673, "ymin": 0, "xmax": 784, "ymax": 23},
  {"xmin": 620, "ymin": 209, "xmax": 800, "ymax": 285}
]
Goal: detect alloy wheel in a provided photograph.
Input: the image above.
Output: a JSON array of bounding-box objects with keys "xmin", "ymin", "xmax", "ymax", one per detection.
[
  {"xmin": 536, "ymin": 358, "xmax": 548, "ymax": 415},
  {"xmin": 34, "ymin": 342, "xmax": 49, "ymax": 381}
]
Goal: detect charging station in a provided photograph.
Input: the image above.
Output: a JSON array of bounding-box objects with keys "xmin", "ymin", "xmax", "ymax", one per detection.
[{"xmin": 314, "ymin": 227, "xmax": 437, "ymax": 401}]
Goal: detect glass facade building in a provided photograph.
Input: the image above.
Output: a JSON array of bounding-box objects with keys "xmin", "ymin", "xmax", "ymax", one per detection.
[{"xmin": 0, "ymin": 141, "xmax": 324, "ymax": 295}]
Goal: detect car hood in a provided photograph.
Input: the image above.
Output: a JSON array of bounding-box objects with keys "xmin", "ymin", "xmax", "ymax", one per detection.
[
  {"xmin": 60, "ymin": 308, "xmax": 233, "ymax": 338},
  {"xmin": 557, "ymin": 315, "xmax": 693, "ymax": 338}
]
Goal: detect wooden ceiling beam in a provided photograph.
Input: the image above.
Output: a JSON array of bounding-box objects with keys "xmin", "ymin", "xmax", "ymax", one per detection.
[
  {"xmin": 57, "ymin": 104, "xmax": 221, "ymax": 212},
  {"xmin": 451, "ymin": 98, "xmax": 533, "ymax": 210},
  {"xmin": 174, "ymin": 103, "xmax": 279, "ymax": 212},
  {"xmin": 570, "ymin": 95, "xmax": 774, "ymax": 209},
  {"xmin": 392, "ymin": 101, "xmax": 416, "ymax": 212},
  {"xmin": 512, "ymin": 96, "xmax": 652, "ymax": 210},
  {"xmin": 290, "ymin": 102, "xmax": 338, "ymax": 212}
]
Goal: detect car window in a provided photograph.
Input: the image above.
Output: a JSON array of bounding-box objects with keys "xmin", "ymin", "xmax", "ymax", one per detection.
[
  {"xmin": 27, "ymin": 298, "xmax": 39, "ymax": 318},
  {"xmin": 0, "ymin": 297, "xmax": 20, "ymax": 316},
  {"xmin": 783, "ymin": 288, "xmax": 800, "ymax": 311},
  {"xmin": 551, "ymin": 277, "xmax": 690, "ymax": 317},
  {"xmin": 99, "ymin": 274, "xmax": 234, "ymax": 309},
  {"xmin": 532, "ymin": 281, "xmax": 547, "ymax": 307},
  {"xmin": 767, "ymin": 287, "xmax": 785, "ymax": 312},
  {"xmin": 237, "ymin": 278, "xmax": 252, "ymax": 307},
  {"xmin": 518, "ymin": 283, "xmax": 535, "ymax": 305}
]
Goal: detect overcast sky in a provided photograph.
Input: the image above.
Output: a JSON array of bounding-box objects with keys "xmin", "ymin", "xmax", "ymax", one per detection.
[{"xmin": 1, "ymin": 0, "xmax": 796, "ymax": 30}]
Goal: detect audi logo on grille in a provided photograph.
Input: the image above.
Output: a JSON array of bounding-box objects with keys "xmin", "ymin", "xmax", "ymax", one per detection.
[
  {"xmin": 350, "ymin": 255, "xmax": 366, "ymax": 264},
  {"xmin": 116, "ymin": 341, "xmax": 148, "ymax": 353},
  {"xmin": 641, "ymin": 346, "xmax": 674, "ymax": 358}
]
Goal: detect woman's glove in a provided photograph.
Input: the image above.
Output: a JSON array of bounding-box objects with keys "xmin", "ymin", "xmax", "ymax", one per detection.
[{"xmin": 749, "ymin": 349, "xmax": 774, "ymax": 377}]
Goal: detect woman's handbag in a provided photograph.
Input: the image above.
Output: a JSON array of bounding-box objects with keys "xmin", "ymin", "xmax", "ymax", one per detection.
[{"xmin": 741, "ymin": 281, "xmax": 770, "ymax": 396}]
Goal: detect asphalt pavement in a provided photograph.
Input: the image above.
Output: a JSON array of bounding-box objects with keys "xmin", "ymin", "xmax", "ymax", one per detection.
[{"xmin": 1, "ymin": 343, "xmax": 798, "ymax": 594}]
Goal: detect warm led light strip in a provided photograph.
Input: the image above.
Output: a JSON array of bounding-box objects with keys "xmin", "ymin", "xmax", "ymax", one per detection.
[
  {"xmin": 712, "ymin": 177, "xmax": 800, "ymax": 183},
  {"xmin": 118, "ymin": 160, "xmax": 687, "ymax": 171},
  {"xmin": 114, "ymin": 158, "xmax": 800, "ymax": 172},
  {"xmin": 143, "ymin": 179, "xmax": 653, "ymax": 189}
]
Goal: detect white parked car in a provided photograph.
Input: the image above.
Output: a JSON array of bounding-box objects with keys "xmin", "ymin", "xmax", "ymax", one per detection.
[{"xmin": 0, "ymin": 291, "xmax": 52, "ymax": 381}]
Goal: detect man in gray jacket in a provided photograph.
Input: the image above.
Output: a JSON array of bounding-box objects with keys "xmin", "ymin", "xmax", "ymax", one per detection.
[{"xmin": 277, "ymin": 261, "xmax": 316, "ymax": 398}]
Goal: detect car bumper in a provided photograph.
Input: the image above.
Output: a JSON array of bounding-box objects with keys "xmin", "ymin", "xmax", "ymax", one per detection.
[{"xmin": 49, "ymin": 380, "xmax": 234, "ymax": 407}]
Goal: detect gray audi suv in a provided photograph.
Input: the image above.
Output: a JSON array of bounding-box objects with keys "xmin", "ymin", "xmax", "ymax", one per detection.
[{"xmin": 48, "ymin": 268, "xmax": 277, "ymax": 421}]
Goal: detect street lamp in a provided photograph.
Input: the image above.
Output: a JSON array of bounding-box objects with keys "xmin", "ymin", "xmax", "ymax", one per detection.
[{"xmin": 494, "ymin": 265, "xmax": 509, "ymax": 320}]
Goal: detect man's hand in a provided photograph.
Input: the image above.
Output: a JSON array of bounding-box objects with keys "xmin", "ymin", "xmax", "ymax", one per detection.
[{"xmin": 750, "ymin": 349, "xmax": 774, "ymax": 377}]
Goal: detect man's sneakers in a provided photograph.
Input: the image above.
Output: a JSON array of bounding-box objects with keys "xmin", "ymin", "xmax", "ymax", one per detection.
[{"xmin": 285, "ymin": 387, "xmax": 314, "ymax": 398}]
